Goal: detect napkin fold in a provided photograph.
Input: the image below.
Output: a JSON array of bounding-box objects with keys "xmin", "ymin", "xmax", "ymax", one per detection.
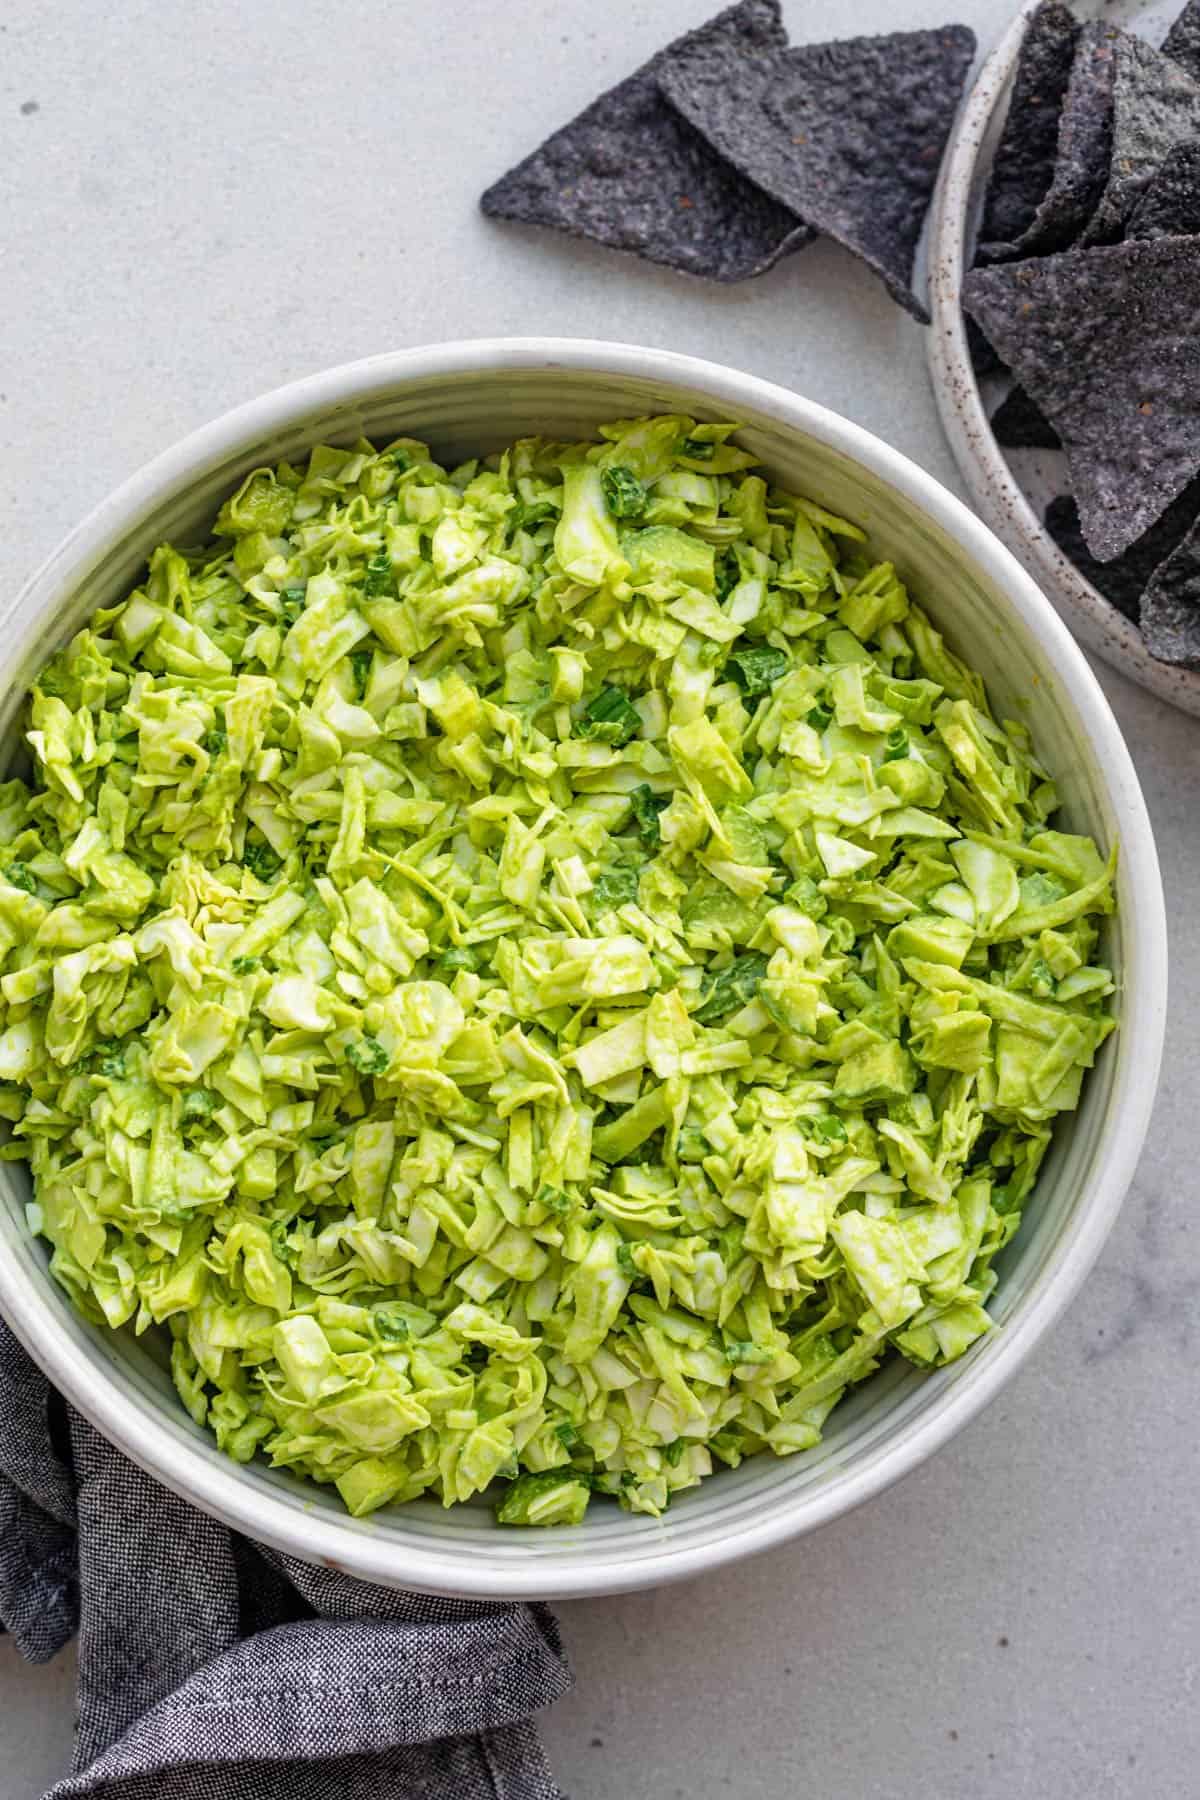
[{"xmin": 0, "ymin": 1320, "xmax": 570, "ymax": 1800}]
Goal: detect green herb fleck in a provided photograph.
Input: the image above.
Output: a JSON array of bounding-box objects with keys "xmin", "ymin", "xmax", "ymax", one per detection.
[
  {"xmin": 694, "ymin": 952, "xmax": 769, "ymax": 1026},
  {"xmin": 349, "ymin": 649, "xmax": 372, "ymax": 697},
  {"xmin": 509, "ymin": 498, "xmax": 558, "ymax": 537},
  {"xmin": 593, "ymin": 867, "xmax": 639, "ymax": 911},
  {"xmin": 726, "ymin": 645, "xmax": 788, "ymax": 697},
  {"xmin": 279, "ymin": 585, "xmax": 306, "ymax": 626},
  {"xmin": 537, "ymin": 1186, "xmax": 572, "ymax": 1217},
  {"xmin": 92, "ymin": 1042, "xmax": 126, "ymax": 1079},
  {"xmin": 374, "ymin": 1309, "xmax": 411, "ymax": 1342},
  {"xmin": 715, "ymin": 547, "xmax": 740, "ymax": 602},
  {"xmin": 807, "ymin": 1115, "xmax": 847, "ymax": 1145},
  {"xmin": 363, "ymin": 548, "xmax": 395, "ymax": 598},
  {"xmin": 346, "ymin": 1035, "xmax": 390, "ymax": 1076},
  {"xmin": 601, "ymin": 465, "xmax": 649, "ymax": 519},
  {"xmin": 243, "ymin": 841, "xmax": 282, "ymax": 882},
  {"xmin": 1027, "ymin": 956, "xmax": 1056, "ymax": 998},
  {"xmin": 629, "ymin": 784, "xmax": 668, "ymax": 850},
  {"xmin": 437, "ymin": 945, "xmax": 480, "ymax": 974}
]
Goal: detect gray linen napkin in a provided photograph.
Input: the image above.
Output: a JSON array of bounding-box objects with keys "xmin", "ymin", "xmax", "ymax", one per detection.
[{"xmin": 0, "ymin": 1319, "xmax": 571, "ymax": 1800}]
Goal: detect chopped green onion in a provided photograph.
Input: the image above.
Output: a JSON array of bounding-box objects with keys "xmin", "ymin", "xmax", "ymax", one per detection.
[{"xmin": 575, "ymin": 685, "xmax": 641, "ymax": 746}]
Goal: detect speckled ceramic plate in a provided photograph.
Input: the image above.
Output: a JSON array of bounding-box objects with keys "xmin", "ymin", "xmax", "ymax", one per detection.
[{"xmin": 926, "ymin": 0, "xmax": 1200, "ymax": 716}]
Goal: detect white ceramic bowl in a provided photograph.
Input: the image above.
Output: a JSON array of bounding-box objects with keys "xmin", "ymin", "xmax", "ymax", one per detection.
[
  {"xmin": 927, "ymin": 0, "xmax": 1200, "ymax": 717},
  {"xmin": 0, "ymin": 340, "xmax": 1167, "ymax": 1599}
]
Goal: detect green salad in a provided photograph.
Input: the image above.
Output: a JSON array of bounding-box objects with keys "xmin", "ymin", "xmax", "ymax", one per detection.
[{"xmin": 0, "ymin": 415, "xmax": 1116, "ymax": 1525}]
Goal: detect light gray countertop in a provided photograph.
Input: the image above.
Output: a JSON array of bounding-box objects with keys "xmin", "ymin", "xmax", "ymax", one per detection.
[{"xmin": 2, "ymin": 1, "xmax": 1198, "ymax": 1794}]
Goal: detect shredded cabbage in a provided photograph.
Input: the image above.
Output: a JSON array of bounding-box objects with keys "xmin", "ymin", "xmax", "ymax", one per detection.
[{"xmin": 0, "ymin": 416, "xmax": 1116, "ymax": 1524}]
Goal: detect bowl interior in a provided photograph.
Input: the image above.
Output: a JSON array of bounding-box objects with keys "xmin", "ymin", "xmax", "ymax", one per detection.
[{"xmin": 0, "ymin": 351, "xmax": 1159, "ymax": 1596}]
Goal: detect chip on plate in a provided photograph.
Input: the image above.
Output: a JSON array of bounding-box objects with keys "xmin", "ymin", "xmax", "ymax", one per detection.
[
  {"xmin": 659, "ymin": 25, "xmax": 976, "ymax": 320},
  {"xmin": 1082, "ymin": 33, "xmax": 1200, "ymax": 243},
  {"xmin": 988, "ymin": 23, "xmax": 1119, "ymax": 261},
  {"xmin": 1140, "ymin": 517, "xmax": 1200, "ymax": 664},
  {"xmin": 1127, "ymin": 138, "xmax": 1200, "ymax": 238},
  {"xmin": 964, "ymin": 238, "xmax": 1200, "ymax": 562},
  {"xmin": 480, "ymin": 0, "xmax": 813, "ymax": 281},
  {"xmin": 1044, "ymin": 483, "xmax": 1200, "ymax": 624},
  {"xmin": 977, "ymin": 3, "xmax": 1081, "ymax": 261},
  {"xmin": 1164, "ymin": 0, "xmax": 1200, "ymax": 82}
]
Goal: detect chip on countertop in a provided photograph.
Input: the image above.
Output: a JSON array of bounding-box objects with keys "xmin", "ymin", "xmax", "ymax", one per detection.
[
  {"xmin": 479, "ymin": 0, "xmax": 813, "ymax": 281},
  {"xmin": 659, "ymin": 25, "xmax": 976, "ymax": 320}
]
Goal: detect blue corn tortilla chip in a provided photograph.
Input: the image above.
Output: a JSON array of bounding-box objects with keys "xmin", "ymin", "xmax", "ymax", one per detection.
[
  {"xmin": 659, "ymin": 25, "xmax": 976, "ymax": 321},
  {"xmin": 479, "ymin": 0, "xmax": 813, "ymax": 281},
  {"xmin": 1126, "ymin": 138, "xmax": 1200, "ymax": 238},
  {"xmin": 987, "ymin": 23, "xmax": 1119, "ymax": 261},
  {"xmin": 1081, "ymin": 33, "xmax": 1200, "ymax": 244},
  {"xmin": 977, "ymin": 3, "xmax": 1081, "ymax": 260},
  {"xmin": 991, "ymin": 386, "xmax": 1060, "ymax": 449},
  {"xmin": 1164, "ymin": 0, "xmax": 1200, "ymax": 82},
  {"xmin": 1140, "ymin": 516, "xmax": 1200, "ymax": 663},
  {"xmin": 1044, "ymin": 482, "xmax": 1200, "ymax": 624},
  {"xmin": 963, "ymin": 238, "xmax": 1200, "ymax": 562}
]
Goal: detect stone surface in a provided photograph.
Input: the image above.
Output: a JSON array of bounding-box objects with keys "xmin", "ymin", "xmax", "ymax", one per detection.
[{"xmin": 1, "ymin": 1, "xmax": 1198, "ymax": 1796}]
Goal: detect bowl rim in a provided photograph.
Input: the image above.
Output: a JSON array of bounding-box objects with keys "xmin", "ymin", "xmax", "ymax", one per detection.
[
  {"xmin": 0, "ymin": 337, "xmax": 1168, "ymax": 1598},
  {"xmin": 925, "ymin": 0, "xmax": 1200, "ymax": 718}
]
